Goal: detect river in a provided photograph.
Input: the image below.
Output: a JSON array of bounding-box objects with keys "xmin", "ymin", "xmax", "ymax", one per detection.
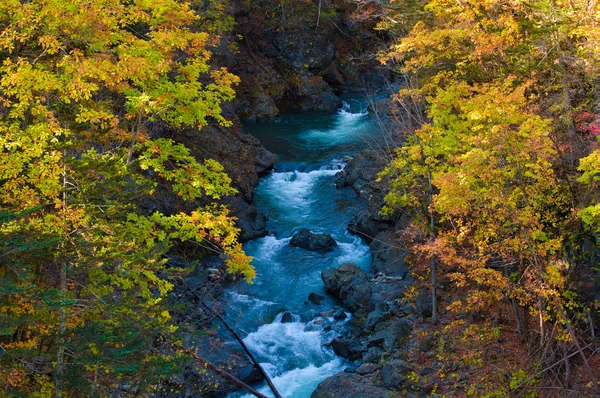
[{"xmin": 224, "ymin": 98, "xmax": 376, "ymax": 397}]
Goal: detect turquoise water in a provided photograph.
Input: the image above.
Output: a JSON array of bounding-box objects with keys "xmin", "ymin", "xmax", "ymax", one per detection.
[{"xmin": 225, "ymin": 99, "xmax": 376, "ymax": 398}]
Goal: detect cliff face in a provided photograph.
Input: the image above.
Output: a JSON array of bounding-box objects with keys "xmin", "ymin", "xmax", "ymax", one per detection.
[{"xmin": 225, "ymin": 0, "xmax": 390, "ymax": 121}]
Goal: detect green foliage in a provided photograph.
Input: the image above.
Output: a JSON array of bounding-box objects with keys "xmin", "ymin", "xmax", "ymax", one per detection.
[
  {"xmin": 380, "ymin": 0, "xmax": 599, "ymax": 393},
  {"xmin": 0, "ymin": 0, "xmax": 252, "ymax": 395}
]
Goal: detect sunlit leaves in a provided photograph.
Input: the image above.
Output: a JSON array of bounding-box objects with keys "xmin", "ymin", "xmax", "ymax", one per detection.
[{"xmin": 0, "ymin": 0, "xmax": 250, "ymax": 394}]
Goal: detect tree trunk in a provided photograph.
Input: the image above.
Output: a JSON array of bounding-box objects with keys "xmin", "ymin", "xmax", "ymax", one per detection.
[{"xmin": 186, "ymin": 349, "xmax": 268, "ymax": 398}]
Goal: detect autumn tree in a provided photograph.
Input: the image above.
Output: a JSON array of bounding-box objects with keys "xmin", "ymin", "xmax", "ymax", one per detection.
[
  {"xmin": 378, "ymin": 0, "xmax": 599, "ymax": 394},
  {"xmin": 0, "ymin": 0, "xmax": 253, "ymax": 395}
]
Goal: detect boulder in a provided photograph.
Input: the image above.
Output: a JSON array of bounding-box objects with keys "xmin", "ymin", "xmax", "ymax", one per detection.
[
  {"xmin": 280, "ymin": 311, "xmax": 294, "ymax": 323},
  {"xmin": 321, "ymin": 263, "xmax": 374, "ymax": 311},
  {"xmin": 355, "ymin": 363, "xmax": 379, "ymax": 375},
  {"xmin": 223, "ymin": 196, "xmax": 268, "ymax": 242},
  {"xmin": 288, "ymin": 74, "xmax": 341, "ymax": 113},
  {"xmin": 311, "ymin": 372, "xmax": 393, "ymax": 398},
  {"xmin": 330, "ymin": 337, "xmax": 351, "ymax": 358},
  {"xmin": 368, "ymin": 320, "xmax": 412, "ymax": 350},
  {"xmin": 290, "ymin": 228, "xmax": 337, "ymax": 253},
  {"xmin": 370, "ymin": 230, "xmax": 409, "ymax": 276},
  {"xmin": 308, "ymin": 292, "xmax": 325, "ymax": 305},
  {"xmin": 364, "ymin": 311, "xmax": 387, "ymax": 330},
  {"xmin": 347, "ymin": 208, "xmax": 392, "ymax": 244},
  {"xmin": 379, "ymin": 359, "xmax": 410, "ymax": 389},
  {"xmin": 332, "ymin": 310, "xmax": 347, "ymax": 320},
  {"xmin": 172, "ymin": 121, "xmax": 277, "ymax": 202},
  {"xmin": 335, "ymin": 149, "xmax": 385, "ymax": 199},
  {"xmin": 416, "ymin": 290, "xmax": 433, "ymax": 318}
]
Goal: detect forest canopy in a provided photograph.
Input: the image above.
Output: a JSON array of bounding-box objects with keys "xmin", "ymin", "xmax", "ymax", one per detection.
[{"xmin": 0, "ymin": 0, "xmax": 253, "ymax": 394}]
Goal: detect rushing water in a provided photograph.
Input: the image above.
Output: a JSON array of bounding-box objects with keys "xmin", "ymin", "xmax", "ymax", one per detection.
[{"xmin": 225, "ymin": 99, "xmax": 376, "ymax": 398}]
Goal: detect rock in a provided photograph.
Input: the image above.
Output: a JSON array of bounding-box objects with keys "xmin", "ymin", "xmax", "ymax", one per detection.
[
  {"xmin": 362, "ymin": 347, "xmax": 384, "ymax": 363},
  {"xmin": 335, "ymin": 149, "xmax": 385, "ymax": 199},
  {"xmin": 280, "ymin": 311, "xmax": 294, "ymax": 323},
  {"xmin": 356, "ymin": 363, "xmax": 379, "ymax": 375},
  {"xmin": 330, "ymin": 337, "xmax": 351, "ymax": 358},
  {"xmin": 272, "ymin": 30, "xmax": 335, "ymax": 73},
  {"xmin": 321, "ymin": 263, "xmax": 374, "ymax": 311},
  {"xmin": 420, "ymin": 367, "xmax": 436, "ymax": 376},
  {"xmin": 368, "ymin": 319, "xmax": 412, "ymax": 350},
  {"xmin": 333, "ymin": 310, "xmax": 347, "ymax": 320},
  {"xmin": 172, "ymin": 121, "xmax": 277, "ymax": 202},
  {"xmin": 290, "ymin": 228, "xmax": 337, "ymax": 253},
  {"xmin": 370, "ymin": 230, "xmax": 409, "ymax": 276},
  {"xmin": 379, "ymin": 359, "xmax": 410, "ymax": 389},
  {"xmin": 186, "ymin": 323, "xmax": 262, "ymax": 395},
  {"xmin": 364, "ymin": 310, "xmax": 387, "ymax": 330},
  {"xmin": 184, "ymin": 276, "xmax": 205, "ymax": 291},
  {"xmin": 308, "ymin": 292, "xmax": 325, "ymax": 305},
  {"xmin": 347, "ymin": 208, "xmax": 392, "ymax": 244},
  {"xmin": 311, "ymin": 372, "xmax": 393, "ymax": 398},
  {"xmin": 289, "ymin": 74, "xmax": 341, "ymax": 113},
  {"xmin": 223, "ymin": 196, "xmax": 268, "ymax": 242},
  {"xmin": 416, "ymin": 291, "xmax": 433, "ymax": 318}
]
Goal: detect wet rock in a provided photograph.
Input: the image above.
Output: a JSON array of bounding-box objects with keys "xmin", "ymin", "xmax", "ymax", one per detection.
[
  {"xmin": 280, "ymin": 311, "xmax": 294, "ymax": 323},
  {"xmin": 288, "ymin": 75, "xmax": 341, "ymax": 113},
  {"xmin": 333, "ymin": 310, "xmax": 347, "ymax": 320},
  {"xmin": 308, "ymin": 292, "xmax": 325, "ymax": 305},
  {"xmin": 311, "ymin": 372, "xmax": 394, "ymax": 398},
  {"xmin": 330, "ymin": 337, "xmax": 351, "ymax": 358},
  {"xmin": 290, "ymin": 228, "xmax": 337, "ymax": 253}
]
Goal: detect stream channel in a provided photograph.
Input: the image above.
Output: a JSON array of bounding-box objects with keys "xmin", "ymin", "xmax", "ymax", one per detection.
[{"xmin": 224, "ymin": 98, "xmax": 376, "ymax": 397}]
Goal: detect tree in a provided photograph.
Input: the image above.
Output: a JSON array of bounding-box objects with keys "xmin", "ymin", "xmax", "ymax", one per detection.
[
  {"xmin": 378, "ymin": 0, "xmax": 599, "ymax": 393},
  {"xmin": 0, "ymin": 0, "xmax": 253, "ymax": 395}
]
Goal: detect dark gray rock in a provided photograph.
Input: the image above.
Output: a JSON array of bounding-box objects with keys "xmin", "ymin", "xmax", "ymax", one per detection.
[
  {"xmin": 356, "ymin": 363, "xmax": 379, "ymax": 375},
  {"xmin": 223, "ymin": 196, "xmax": 268, "ymax": 242},
  {"xmin": 416, "ymin": 290, "xmax": 433, "ymax": 318},
  {"xmin": 335, "ymin": 149, "xmax": 385, "ymax": 199},
  {"xmin": 280, "ymin": 311, "xmax": 294, "ymax": 323},
  {"xmin": 362, "ymin": 347, "xmax": 384, "ymax": 363},
  {"xmin": 184, "ymin": 276, "xmax": 206, "ymax": 292},
  {"xmin": 379, "ymin": 359, "xmax": 410, "ymax": 389},
  {"xmin": 172, "ymin": 122, "xmax": 277, "ymax": 202},
  {"xmin": 308, "ymin": 292, "xmax": 325, "ymax": 305},
  {"xmin": 368, "ymin": 319, "xmax": 412, "ymax": 350},
  {"xmin": 364, "ymin": 311, "xmax": 387, "ymax": 330},
  {"xmin": 289, "ymin": 75, "xmax": 341, "ymax": 113},
  {"xmin": 370, "ymin": 230, "xmax": 409, "ymax": 276},
  {"xmin": 321, "ymin": 263, "xmax": 374, "ymax": 311},
  {"xmin": 311, "ymin": 372, "xmax": 393, "ymax": 398},
  {"xmin": 333, "ymin": 310, "xmax": 347, "ymax": 320},
  {"xmin": 330, "ymin": 337, "xmax": 351, "ymax": 358},
  {"xmin": 272, "ymin": 30, "xmax": 335, "ymax": 73},
  {"xmin": 347, "ymin": 208, "xmax": 392, "ymax": 244},
  {"xmin": 290, "ymin": 228, "xmax": 337, "ymax": 253}
]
